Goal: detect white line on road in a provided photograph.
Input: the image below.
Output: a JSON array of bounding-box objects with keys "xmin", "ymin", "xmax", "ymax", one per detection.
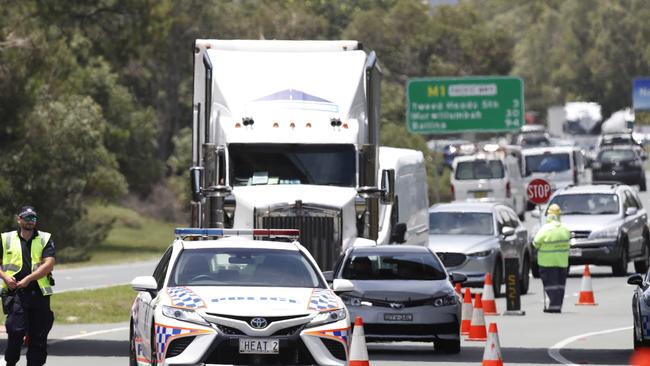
[
  {"xmin": 548, "ymin": 326, "xmax": 632, "ymax": 365},
  {"xmin": 49, "ymin": 326, "xmax": 129, "ymax": 345}
]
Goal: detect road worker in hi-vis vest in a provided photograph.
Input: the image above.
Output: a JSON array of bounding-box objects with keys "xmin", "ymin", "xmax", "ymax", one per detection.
[
  {"xmin": 0, "ymin": 206, "xmax": 55, "ymax": 366},
  {"xmin": 533, "ymin": 203, "xmax": 571, "ymax": 313}
]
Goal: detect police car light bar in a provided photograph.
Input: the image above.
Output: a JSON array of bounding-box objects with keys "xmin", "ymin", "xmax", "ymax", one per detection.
[{"xmin": 174, "ymin": 228, "xmax": 300, "ymax": 240}]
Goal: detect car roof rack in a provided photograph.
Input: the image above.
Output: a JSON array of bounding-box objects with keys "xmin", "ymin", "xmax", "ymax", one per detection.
[{"xmin": 174, "ymin": 228, "xmax": 300, "ymax": 241}]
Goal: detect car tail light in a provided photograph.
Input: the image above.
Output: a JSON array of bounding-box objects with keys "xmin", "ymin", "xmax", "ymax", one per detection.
[{"xmin": 506, "ymin": 182, "xmax": 511, "ymax": 198}]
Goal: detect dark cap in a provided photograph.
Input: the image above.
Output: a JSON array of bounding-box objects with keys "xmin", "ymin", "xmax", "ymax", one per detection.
[{"xmin": 17, "ymin": 206, "xmax": 38, "ymax": 218}]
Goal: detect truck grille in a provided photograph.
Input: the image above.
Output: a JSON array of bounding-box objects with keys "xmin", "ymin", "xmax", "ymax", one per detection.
[{"xmin": 256, "ymin": 206, "xmax": 342, "ymax": 270}]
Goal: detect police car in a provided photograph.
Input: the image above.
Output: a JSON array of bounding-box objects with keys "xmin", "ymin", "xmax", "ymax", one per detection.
[{"xmin": 129, "ymin": 228, "xmax": 353, "ymax": 366}]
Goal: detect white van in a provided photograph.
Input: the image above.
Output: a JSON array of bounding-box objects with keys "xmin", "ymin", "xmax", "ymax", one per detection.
[
  {"xmin": 451, "ymin": 149, "xmax": 527, "ymax": 220},
  {"xmin": 377, "ymin": 147, "xmax": 429, "ymax": 246},
  {"xmin": 521, "ymin": 146, "xmax": 587, "ymax": 193}
]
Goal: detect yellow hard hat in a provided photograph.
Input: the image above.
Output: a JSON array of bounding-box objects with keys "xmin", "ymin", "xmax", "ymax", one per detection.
[{"xmin": 547, "ymin": 204, "xmax": 561, "ymax": 216}]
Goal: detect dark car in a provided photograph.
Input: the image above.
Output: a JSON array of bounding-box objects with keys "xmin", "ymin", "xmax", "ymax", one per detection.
[
  {"xmin": 628, "ymin": 271, "xmax": 650, "ymax": 348},
  {"xmin": 325, "ymin": 245, "xmax": 466, "ymax": 353},
  {"xmin": 591, "ymin": 147, "xmax": 646, "ymax": 191}
]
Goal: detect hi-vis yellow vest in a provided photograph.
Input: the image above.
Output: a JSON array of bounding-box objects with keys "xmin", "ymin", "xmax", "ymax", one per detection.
[
  {"xmin": 1, "ymin": 231, "xmax": 53, "ymax": 296},
  {"xmin": 533, "ymin": 221, "xmax": 571, "ymax": 268}
]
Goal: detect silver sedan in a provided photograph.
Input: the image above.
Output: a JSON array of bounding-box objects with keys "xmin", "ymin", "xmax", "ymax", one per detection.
[{"xmin": 325, "ymin": 245, "xmax": 466, "ymax": 354}]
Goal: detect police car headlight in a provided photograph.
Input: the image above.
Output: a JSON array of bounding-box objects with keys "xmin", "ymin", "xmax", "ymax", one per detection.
[
  {"xmin": 162, "ymin": 305, "xmax": 208, "ymax": 326},
  {"xmin": 588, "ymin": 226, "xmax": 619, "ymax": 240},
  {"xmin": 468, "ymin": 249, "xmax": 493, "ymax": 258},
  {"xmin": 307, "ymin": 308, "xmax": 347, "ymax": 328},
  {"xmin": 433, "ymin": 295, "xmax": 457, "ymax": 307}
]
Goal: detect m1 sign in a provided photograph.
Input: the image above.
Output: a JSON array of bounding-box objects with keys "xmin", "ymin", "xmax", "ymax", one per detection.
[{"xmin": 527, "ymin": 179, "xmax": 552, "ymax": 205}]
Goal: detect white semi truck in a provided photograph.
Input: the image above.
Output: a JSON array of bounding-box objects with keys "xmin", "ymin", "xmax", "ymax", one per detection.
[{"xmin": 188, "ymin": 40, "xmax": 428, "ymax": 270}]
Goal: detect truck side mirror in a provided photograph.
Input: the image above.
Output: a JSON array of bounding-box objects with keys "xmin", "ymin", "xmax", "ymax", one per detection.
[
  {"xmin": 381, "ymin": 169, "xmax": 395, "ymax": 204},
  {"xmin": 390, "ymin": 222, "xmax": 407, "ymax": 244},
  {"xmin": 190, "ymin": 166, "xmax": 204, "ymax": 202}
]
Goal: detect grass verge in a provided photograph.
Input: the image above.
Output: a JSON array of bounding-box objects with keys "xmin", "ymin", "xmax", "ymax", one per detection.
[
  {"xmin": 60, "ymin": 204, "xmax": 181, "ymax": 268},
  {"xmin": 0, "ymin": 285, "xmax": 135, "ymax": 325},
  {"xmin": 52, "ymin": 285, "xmax": 135, "ymax": 324}
]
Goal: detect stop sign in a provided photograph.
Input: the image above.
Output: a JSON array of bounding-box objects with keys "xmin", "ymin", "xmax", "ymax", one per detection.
[{"xmin": 527, "ymin": 179, "xmax": 552, "ymax": 205}]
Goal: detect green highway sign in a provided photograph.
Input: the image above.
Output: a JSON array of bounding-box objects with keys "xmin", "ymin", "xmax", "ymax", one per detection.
[{"xmin": 406, "ymin": 76, "xmax": 524, "ymax": 134}]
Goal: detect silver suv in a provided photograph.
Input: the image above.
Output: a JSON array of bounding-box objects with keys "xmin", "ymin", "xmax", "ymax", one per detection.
[{"xmin": 533, "ymin": 183, "xmax": 649, "ymax": 276}]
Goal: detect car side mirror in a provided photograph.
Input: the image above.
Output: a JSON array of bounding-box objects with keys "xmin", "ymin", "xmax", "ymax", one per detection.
[
  {"xmin": 390, "ymin": 222, "xmax": 407, "ymax": 244},
  {"xmin": 501, "ymin": 226, "xmax": 515, "ymax": 237},
  {"xmin": 628, "ymin": 273, "xmax": 644, "ymax": 286},
  {"xmin": 332, "ymin": 279, "xmax": 355, "ymax": 294},
  {"xmin": 322, "ymin": 271, "xmax": 334, "ymax": 283},
  {"xmin": 131, "ymin": 276, "xmax": 158, "ymax": 297},
  {"xmin": 450, "ymin": 272, "xmax": 467, "ymax": 284},
  {"xmin": 626, "ymin": 207, "xmax": 638, "ymax": 216}
]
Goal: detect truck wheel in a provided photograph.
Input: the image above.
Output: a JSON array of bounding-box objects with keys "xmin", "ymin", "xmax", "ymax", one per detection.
[
  {"xmin": 612, "ymin": 242, "xmax": 628, "ymax": 276},
  {"xmin": 520, "ymin": 255, "xmax": 530, "ymax": 295},
  {"xmin": 434, "ymin": 339, "xmax": 461, "ymax": 354}
]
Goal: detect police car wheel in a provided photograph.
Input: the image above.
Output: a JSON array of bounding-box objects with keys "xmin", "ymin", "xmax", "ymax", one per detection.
[{"xmin": 129, "ymin": 321, "xmax": 137, "ymax": 366}]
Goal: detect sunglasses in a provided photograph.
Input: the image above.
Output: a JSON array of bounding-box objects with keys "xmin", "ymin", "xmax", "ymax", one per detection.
[{"xmin": 21, "ymin": 216, "xmax": 38, "ymax": 222}]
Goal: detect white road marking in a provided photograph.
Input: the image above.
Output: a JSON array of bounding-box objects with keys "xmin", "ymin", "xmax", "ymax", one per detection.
[
  {"xmin": 49, "ymin": 326, "xmax": 129, "ymax": 344},
  {"xmin": 548, "ymin": 326, "xmax": 632, "ymax": 365}
]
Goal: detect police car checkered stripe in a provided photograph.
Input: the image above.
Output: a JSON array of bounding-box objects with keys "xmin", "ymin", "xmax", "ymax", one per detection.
[
  {"xmin": 308, "ymin": 289, "xmax": 339, "ymax": 311},
  {"xmin": 167, "ymin": 286, "xmax": 206, "ymax": 308},
  {"xmin": 305, "ymin": 327, "xmax": 350, "ymax": 352},
  {"xmin": 154, "ymin": 324, "xmax": 210, "ymax": 363}
]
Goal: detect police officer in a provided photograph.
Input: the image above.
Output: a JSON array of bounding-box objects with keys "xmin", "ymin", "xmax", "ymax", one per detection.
[
  {"xmin": 0, "ymin": 206, "xmax": 55, "ymax": 366},
  {"xmin": 533, "ymin": 203, "xmax": 571, "ymax": 313}
]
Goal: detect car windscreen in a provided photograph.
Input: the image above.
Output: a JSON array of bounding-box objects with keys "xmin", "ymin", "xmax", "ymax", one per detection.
[
  {"xmin": 548, "ymin": 193, "xmax": 620, "ymax": 215},
  {"xmin": 598, "ymin": 149, "xmax": 636, "ymax": 162},
  {"xmin": 429, "ymin": 212, "xmax": 494, "ymax": 235},
  {"xmin": 342, "ymin": 251, "xmax": 446, "ymax": 281},
  {"xmin": 229, "ymin": 143, "xmax": 356, "ymax": 187},
  {"xmin": 525, "ymin": 153, "xmax": 571, "ymax": 174},
  {"xmin": 454, "ymin": 160, "xmax": 504, "ymax": 180},
  {"xmin": 168, "ymin": 248, "xmax": 325, "ymax": 288}
]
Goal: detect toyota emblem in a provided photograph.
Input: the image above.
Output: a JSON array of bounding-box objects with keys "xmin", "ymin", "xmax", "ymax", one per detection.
[
  {"xmin": 250, "ymin": 317, "xmax": 268, "ymax": 329},
  {"xmin": 390, "ymin": 303, "xmax": 404, "ymax": 310}
]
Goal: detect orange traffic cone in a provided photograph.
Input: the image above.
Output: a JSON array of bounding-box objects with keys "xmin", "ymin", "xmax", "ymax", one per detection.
[
  {"xmin": 455, "ymin": 282, "xmax": 462, "ymax": 296},
  {"xmin": 461, "ymin": 288, "xmax": 473, "ymax": 336},
  {"xmin": 576, "ymin": 265, "xmax": 597, "ymax": 305},
  {"xmin": 467, "ymin": 293, "xmax": 487, "ymax": 341},
  {"xmin": 349, "ymin": 316, "xmax": 370, "ymax": 366},
  {"xmin": 482, "ymin": 273, "xmax": 498, "ymax": 315},
  {"xmin": 482, "ymin": 323, "xmax": 503, "ymax": 366}
]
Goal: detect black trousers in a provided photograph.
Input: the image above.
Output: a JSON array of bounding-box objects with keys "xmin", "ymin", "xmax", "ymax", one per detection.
[
  {"xmin": 539, "ymin": 266, "xmax": 568, "ymax": 312},
  {"xmin": 3, "ymin": 289, "xmax": 54, "ymax": 366}
]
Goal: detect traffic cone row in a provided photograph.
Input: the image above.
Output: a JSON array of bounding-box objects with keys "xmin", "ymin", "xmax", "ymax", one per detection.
[
  {"xmin": 482, "ymin": 273, "xmax": 498, "ymax": 315},
  {"xmin": 349, "ymin": 316, "xmax": 370, "ymax": 366},
  {"xmin": 576, "ymin": 265, "xmax": 597, "ymax": 305}
]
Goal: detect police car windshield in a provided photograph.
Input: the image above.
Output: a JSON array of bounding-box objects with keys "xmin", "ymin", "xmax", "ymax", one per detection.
[
  {"xmin": 548, "ymin": 193, "xmax": 620, "ymax": 215},
  {"xmin": 229, "ymin": 143, "xmax": 356, "ymax": 187},
  {"xmin": 342, "ymin": 252, "xmax": 446, "ymax": 281},
  {"xmin": 429, "ymin": 212, "xmax": 494, "ymax": 235},
  {"xmin": 169, "ymin": 248, "xmax": 325, "ymax": 288}
]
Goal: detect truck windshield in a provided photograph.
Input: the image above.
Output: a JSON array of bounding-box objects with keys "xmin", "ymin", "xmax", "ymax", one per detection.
[
  {"xmin": 342, "ymin": 251, "xmax": 446, "ymax": 280},
  {"xmin": 548, "ymin": 194, "xmax": 620, "ymax": 215},
  {"xmin": 454, "ymin": 160, "xmax": 504, "ymax": 180},
  {"xmin": 229, "ymin": 144, "xmax": 356, "ymax": 187},
  {"xmin": 429, "ymin": 212, "xmax": 494, "ymax": 235},
  {"xmin": 169, "ymin": 248, "xmax": 325, "ymax": 288},
  {"xmin": 525, "ymin": 153, "xmax": 570, "ymax": 175}
]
